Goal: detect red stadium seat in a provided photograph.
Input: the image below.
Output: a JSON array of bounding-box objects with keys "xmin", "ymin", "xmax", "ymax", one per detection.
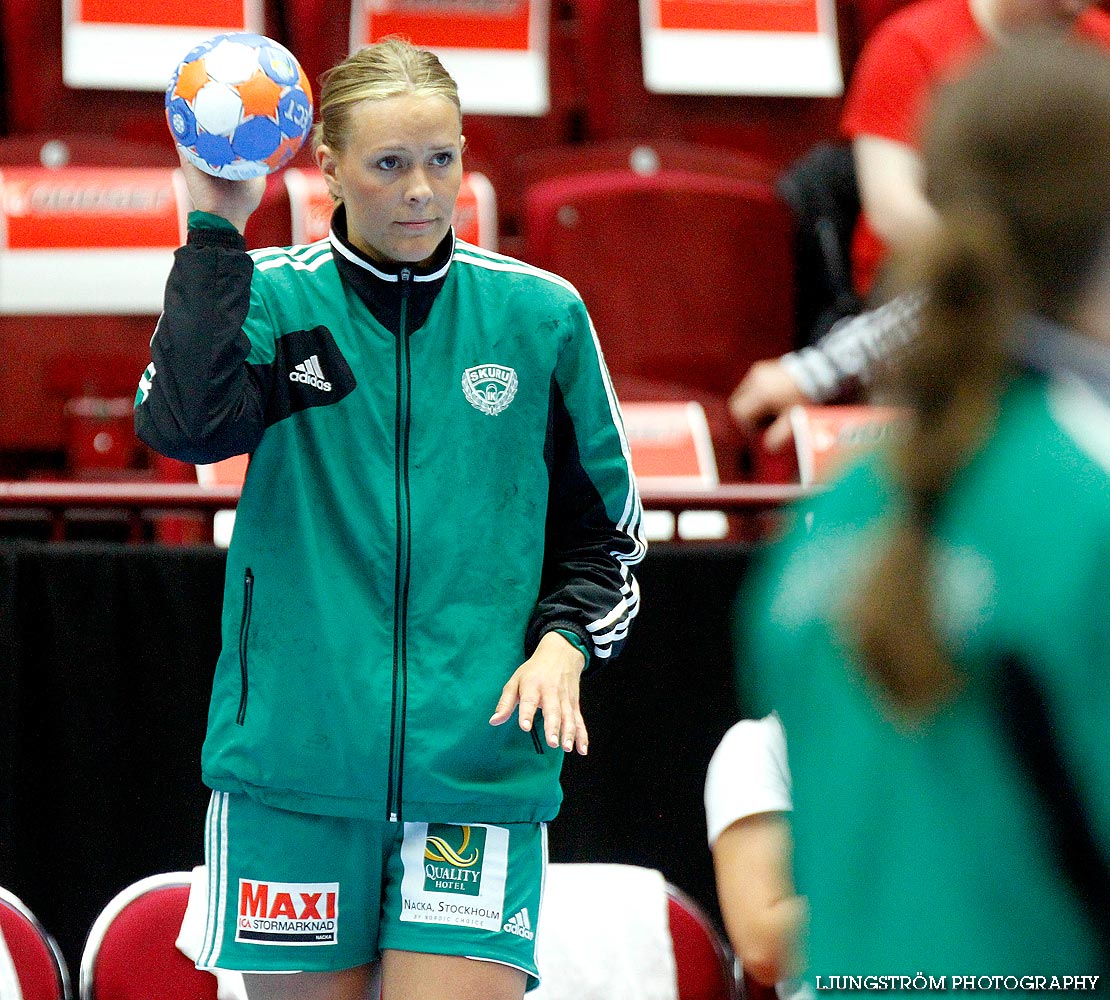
[
  {"xmin": 79, "ymin": 873, "xmax": 216, "ymax": 1000},
  {"xmin": 500, "ymin": 140, "xmax": 779, "ymax": 253},
  {"xmin": 512, "ymin": 140, "xmax": 779, "ymax": 189},
  {"xmin": 748, "ymin": 403, "xmax": 912, "ymax": 484},
  {"xmin": 0, "ymin": 886, "xmax": 71, "ymax": 1000},
  {"xmin": 0, "ymin": 325, "xmax": 155, "ymax": 474},
  {"xmin": 665, "ymin": 882, "xmax": 740, "ymax": 1000},
  {"xmin": 522, "ymin": 165, "xmax": 795, "ymax": 480}
]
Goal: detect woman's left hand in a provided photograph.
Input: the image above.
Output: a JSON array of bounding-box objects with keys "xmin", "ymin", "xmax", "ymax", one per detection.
[{"xmin": 489, "ymin": 632, "xmax": 588, "ymax": 754}]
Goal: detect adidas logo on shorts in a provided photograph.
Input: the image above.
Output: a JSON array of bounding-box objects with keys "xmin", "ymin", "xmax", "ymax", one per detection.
[{"xmin": 503, "ymin": 907, "xmax": 534, "ymax": 940}]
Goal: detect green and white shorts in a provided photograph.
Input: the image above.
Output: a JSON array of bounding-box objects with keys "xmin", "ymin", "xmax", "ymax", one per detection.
[{"xmin": 195, "ymin": 792, "xmax": 547, "ymax": 989}]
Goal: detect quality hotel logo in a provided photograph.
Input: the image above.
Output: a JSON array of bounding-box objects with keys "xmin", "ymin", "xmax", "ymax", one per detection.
[{"xmin": 424, "ymin": 824, "xmax": 485, "ymax": 896}]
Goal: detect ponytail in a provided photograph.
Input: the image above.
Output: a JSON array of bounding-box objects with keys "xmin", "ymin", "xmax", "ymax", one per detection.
[
  {"xmin": 848, "ymin": 214, "xmax": 1020, "ymax": 717},
  {"xmin": 844, "ymin": 37, "xmax": 1110, "ymax": 720}
]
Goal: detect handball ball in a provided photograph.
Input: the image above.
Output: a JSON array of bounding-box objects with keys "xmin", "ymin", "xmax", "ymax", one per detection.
[{"xmin": 166, "ymin": 32, "xmax": 313, "ymax": 180}]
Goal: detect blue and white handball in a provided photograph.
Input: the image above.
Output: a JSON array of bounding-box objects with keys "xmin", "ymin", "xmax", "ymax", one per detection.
[{"xmin": 166, "ymin": 32, "xmax": 313, "ymax": 180}]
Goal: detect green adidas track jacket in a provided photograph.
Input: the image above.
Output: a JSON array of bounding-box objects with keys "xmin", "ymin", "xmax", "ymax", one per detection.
[{"xmin": 135, "ymin": 209, "xmax": 646, "ymax": 824}]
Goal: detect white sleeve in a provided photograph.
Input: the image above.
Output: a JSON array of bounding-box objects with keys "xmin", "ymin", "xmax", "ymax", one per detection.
[
  {"xmin": 704, "ymin": 714, "xmax": 793, "ymax": 848},
  {"xmin": 780, "ymin": 290, "xmax": 924, "ymax": 401}
]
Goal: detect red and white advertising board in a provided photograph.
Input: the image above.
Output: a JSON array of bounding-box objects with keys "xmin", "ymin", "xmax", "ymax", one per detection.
[
  {"xmin": 639, "ymin": 0, "xmax": 843, "ymax": 96},
  {"xmin": 623, "ymin": 400, "xmax": 719, "ymax": 489},
  {"xmin": 284, "ymin": 168, "xmax": 498, "ymax": 250},
  {"xmin": 0, "ymin": 166, "xmax": 187, "ymax": 314},
  {"xmin": 790, "ymin": 404, "xmax": 910, "ymax": 486},
  {"xmin": 350, "ymin": 0, "xmax": 549, "ymax": 115},
  {"xmin": 622, "ymin": 400, "xmax": 727, "ymax": 540},
  {"xmin": 62, "ymin": 0, "xmax": 263, "ymax": 89}
]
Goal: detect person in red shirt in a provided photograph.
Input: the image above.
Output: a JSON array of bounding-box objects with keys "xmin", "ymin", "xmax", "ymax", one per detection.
[
  {"xmin": 724, "ymin": 1, "xmax": 1110, "ymax": 454},
  {"xmin": 842, "ymin": 0, "xmax": 1110, "ymax": 296}
]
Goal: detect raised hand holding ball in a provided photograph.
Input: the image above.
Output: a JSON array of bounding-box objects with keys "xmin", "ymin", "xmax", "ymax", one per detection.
[{"xmin": 166, "ymin": 32, "xmax": 313, "ymax": 180}]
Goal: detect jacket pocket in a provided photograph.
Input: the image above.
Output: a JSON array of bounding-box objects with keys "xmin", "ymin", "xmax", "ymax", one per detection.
[{"xmin": 237, "ymin": 568, "xmax": 254, "ymax": 725}]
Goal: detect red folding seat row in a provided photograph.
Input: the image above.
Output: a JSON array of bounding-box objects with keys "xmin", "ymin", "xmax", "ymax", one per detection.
[{"xmin": 522, "ymin": 160, "xmax": 796, "ymax": 481}]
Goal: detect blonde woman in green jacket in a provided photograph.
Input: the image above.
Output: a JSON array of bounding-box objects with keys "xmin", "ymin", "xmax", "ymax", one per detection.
[{"xmin": 136, "ymin": 38, "xmax": 644, "ymax": 1000}]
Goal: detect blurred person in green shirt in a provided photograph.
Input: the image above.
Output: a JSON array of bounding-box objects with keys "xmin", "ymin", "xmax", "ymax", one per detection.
[{"xmin": 737, "ymin": 34, "xmax": 1110, "ymax": 993}]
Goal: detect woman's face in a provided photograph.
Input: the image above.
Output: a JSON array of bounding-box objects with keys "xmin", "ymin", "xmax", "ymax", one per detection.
[{"xmin": 316, "ymin": 93, "xmax": 464, "ymax": 265}]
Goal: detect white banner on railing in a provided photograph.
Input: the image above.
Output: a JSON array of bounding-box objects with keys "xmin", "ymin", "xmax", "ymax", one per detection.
[
  {"xmin": 62, "ymin": 0, "xmax": 264, "ymax": 90},
  {"xmin": 0, "ymin": 167, "xmax": 187, "ymax": 314},
  {"xmin": 790, "ymin": 404, "xmax": 909, "ymax": 486},
  {"xmin": 639, "ymin": 0, "xmax": 843, "ymax": 96},
  {"xmin": 350, "ymin": 0, "xmax": 549, "ymax": 115},
  {"xmin": 621, "ymin": 400, "xmax": 727, "ymax": 540}
]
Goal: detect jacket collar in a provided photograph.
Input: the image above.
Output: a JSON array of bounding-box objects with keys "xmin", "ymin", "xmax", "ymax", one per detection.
[
  {"xmin": 328, "ymin": 205, "xmax": 455, "ymax": 281},
  {"xmin": 327, "ymin": 204, "xmax": 453, "ymax": 335}
]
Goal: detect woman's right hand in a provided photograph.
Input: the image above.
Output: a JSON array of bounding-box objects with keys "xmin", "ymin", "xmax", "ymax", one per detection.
[
  {"xmin": 727, "ymin": 358, "xmax": 813, "ymax": 453},
  {"xmin": 176, "ymin": 148, "xmax": 266, "ymax": 235}
]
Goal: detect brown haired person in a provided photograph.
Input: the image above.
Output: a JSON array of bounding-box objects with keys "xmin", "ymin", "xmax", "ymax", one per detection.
[
  {"xmin": 136, "ymin": 37, "xmax": 644, "ymax": 1000},
  {"xmin": 735, "ymin": 35, "xmax": 1110, "ymax": 988}
]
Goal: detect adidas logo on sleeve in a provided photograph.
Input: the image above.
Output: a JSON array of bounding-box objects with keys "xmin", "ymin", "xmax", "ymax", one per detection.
[
  {"xmin": 289, "ymin": 355, "xmax": 332, "ymax": 392},
  {"xmin": 502, "ymin": 907, "xmax": 534, "ymax": 940}
]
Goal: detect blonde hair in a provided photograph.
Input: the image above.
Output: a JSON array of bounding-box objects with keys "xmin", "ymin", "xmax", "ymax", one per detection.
[
  {"xmin": 849, "ymin": 35, "xmax": 1110, "ymax": 716},
  {"xmin": 312, "ymin": 37, "xmax": 462, "ymax": 153}
]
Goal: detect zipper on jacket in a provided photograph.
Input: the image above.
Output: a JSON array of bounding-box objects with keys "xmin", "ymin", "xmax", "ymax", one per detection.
[
  {"xmin": 386, "ymin": 268, "xmax": 414, "ymax": 822},
  {"xmin": 237, "ymin": 568, "xmax": 254, "ymax": 725}
]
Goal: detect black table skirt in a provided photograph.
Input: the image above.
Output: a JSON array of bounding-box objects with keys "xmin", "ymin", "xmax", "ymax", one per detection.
[{"xmin": 0, "ymin": 541, "xmax": 758, "ymax": 971}]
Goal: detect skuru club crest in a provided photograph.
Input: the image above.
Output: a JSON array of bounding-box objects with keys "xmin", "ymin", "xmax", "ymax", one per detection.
[{"xmin": 462, "ymin": 364, "xmax": 519, "ymax": 416}]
